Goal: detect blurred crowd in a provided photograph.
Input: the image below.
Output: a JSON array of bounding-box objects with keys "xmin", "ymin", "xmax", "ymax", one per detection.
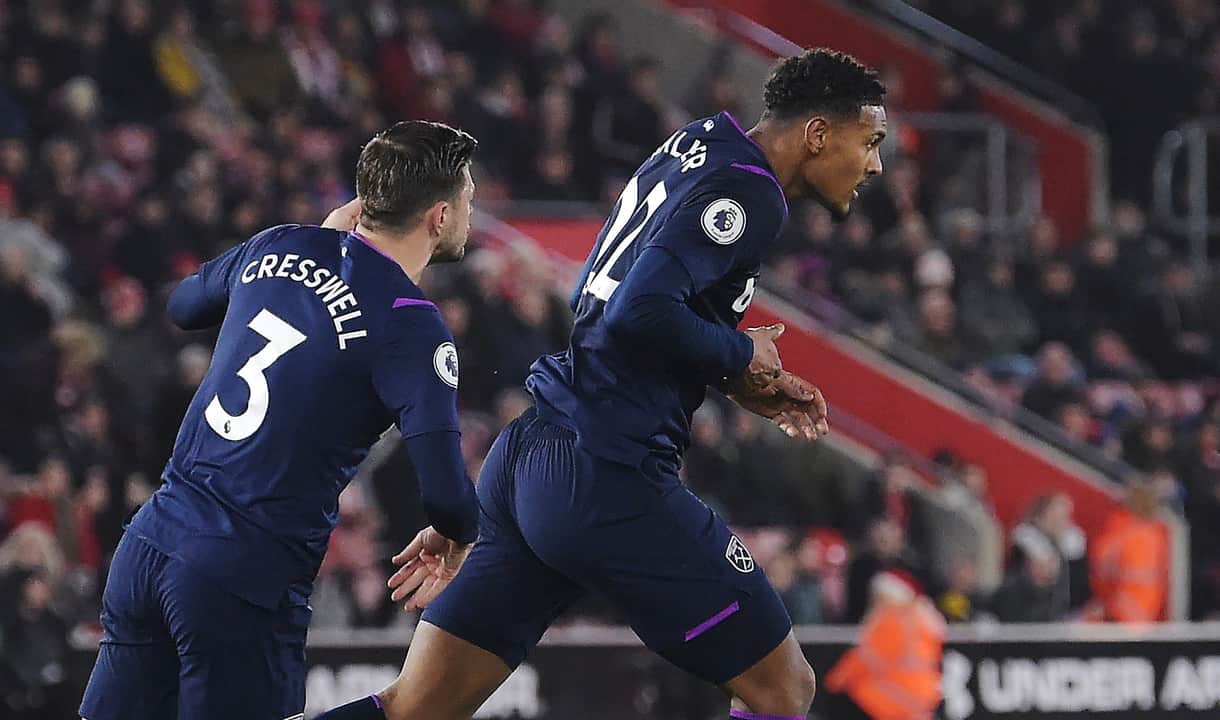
[
  {"xmin": 0, "ymin": 0, "xmax": 1218, "ymax": 714},
  {"xmin": 916, "ymin": 0, "xmax": 1220, "ymax": 205},
  {"xmin": 763, "ymin": 1, "xmax": 1220, "ymax": 630}
]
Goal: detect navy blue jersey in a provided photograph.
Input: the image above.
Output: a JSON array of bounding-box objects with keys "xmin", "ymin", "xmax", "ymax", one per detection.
[
  {"xmin": 128, "ymin": 225, "xmax": 469, "ymax": 608},
  {"xmin": 527, "ymin": 112, "xmax": 789, "ymax": 466}
]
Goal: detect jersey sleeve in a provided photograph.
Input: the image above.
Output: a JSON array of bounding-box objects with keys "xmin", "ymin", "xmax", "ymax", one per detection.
[
  {"xmin": 370, "ymin": 305, "xmax": 461, "ymax": 438},
  {"xmin": 646, "ymin": 165, "xmax": 787, "ymax": 292},
  {"xmin": 166, "ymin": 243, "xmax": 245, "ymax": 330},
  {"xmin": 371, "ymin": 305, "xmax": 476, "ymax": 543},
  {"xmin": 166, "ymin": 225, "xmax": 292, "ymax": 330}
]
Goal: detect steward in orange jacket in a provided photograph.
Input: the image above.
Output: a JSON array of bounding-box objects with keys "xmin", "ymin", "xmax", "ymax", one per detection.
[
  {"xmin": 1089, "ymin": 483, "xmax": 1168, "ymax": 622},
  {"xmin": 825, "ymin": 569, "xmax": 945, "ymax": 720}
]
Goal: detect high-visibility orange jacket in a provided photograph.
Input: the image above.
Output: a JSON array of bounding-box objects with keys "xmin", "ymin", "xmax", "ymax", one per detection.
[
  {"xmin": 1090, "ymin": 509, "xmax": 1167, "ymax": 622},
  {"xmin": 825, "ymin": 599, "xmax": 945, "ymax": 720}
]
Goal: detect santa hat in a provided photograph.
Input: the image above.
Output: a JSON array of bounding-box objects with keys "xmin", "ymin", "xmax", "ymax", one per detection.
[{"xmin": 871, "ymin": 568, "xmax": 924, "ymax": 603}]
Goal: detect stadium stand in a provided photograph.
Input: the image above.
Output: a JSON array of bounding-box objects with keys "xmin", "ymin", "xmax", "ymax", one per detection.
[{"xmin": 1, "ymin": 1, "xmax": 1218, "ymax": 716}]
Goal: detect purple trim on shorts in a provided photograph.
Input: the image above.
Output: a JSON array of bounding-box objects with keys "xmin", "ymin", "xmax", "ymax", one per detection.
[
  {"xmin": 370, "ymin": 694, "xmax": 383, "ymax": 711},
  {"xmin": 730, "ymin": 163, "xmax": 789, "ymax": 216},
  {"xmin": 392, "ymin": 297, "xmax": 436, "ymax": 310},
  {"xmin": 684, "ymin": 601, "xmax": 741, "ymax": 642},
  {"xmin": 729, "ymin": 710, "xmax": 805, "ymax": 720},
  {"xmin": 350, "ymin": 231, "xmax": 395, "ymax": 263}
]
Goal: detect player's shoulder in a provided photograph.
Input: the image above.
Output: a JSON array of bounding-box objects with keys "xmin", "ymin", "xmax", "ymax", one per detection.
[
  {"xmin": 679, "ymin": 113, "xmax": 787, "ymax": 216},
  {"xmin": 253, "ymin": 223, "xmax": 344, "ymax": 244},
  {"xmin": 379, "ymin": 283, "xmax": 451, "ymax": 341},
  {"xmin": 243, "ymin": 223, "xmax": 345, "ymax": 256},
  {"xmin": 680, "ymin": 164, "xmax": 788, "ymax": 249}
]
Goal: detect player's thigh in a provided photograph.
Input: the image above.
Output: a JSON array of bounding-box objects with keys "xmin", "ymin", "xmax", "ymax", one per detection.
[
  {"xmin": 82, "ymin": 641, "xmax": 181, "ymax": 720},
  {"xmin": 80, "ymin": 533, "xmax": 180, "ymax": 720},
  {"xmin": 422, "ymin": 410, "xmax": 584, "ymax": 670},
  {"xmin": 160, "ymin": 559, "xmax": 311, "ymax": 720},
  {"xmin": 532, "ymin": 452, "xmax": 793, "ymax": 686},
  {"xmin": 379, "ymin": 620, "xmax": 514, "ymax": 720}
]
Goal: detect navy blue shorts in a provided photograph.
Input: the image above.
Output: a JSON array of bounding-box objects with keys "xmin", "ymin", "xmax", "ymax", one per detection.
[
  {"xmin": 423, "ymin": 408, "xmax": 791, "ymax": 685},
  {"xmin": 80, "ymin": 533, "xmax": 311, "ymax": 720}
]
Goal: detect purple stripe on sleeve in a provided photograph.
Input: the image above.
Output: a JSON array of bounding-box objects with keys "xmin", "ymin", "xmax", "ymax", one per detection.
[
  {"xmin": 392, "ymin": 297, "xmax": 437, "ymax": 310},
  {"xmin": 370, "ymin": 694, "xmax": 383, "ymax": 710},
  {"xmin": 729, "ymin": 163, "xmax": 789, "ymax": 215},
  {"xmin": 729, "ymin": 710, "xmax": 805, "ymax": 720},
  {"xmin": 684, "ymin": 601, "xmax": 740, "ymax": 642},
  {"xmin": 350, "ymin": 231, "xmax": 396, "ymax": 263}
]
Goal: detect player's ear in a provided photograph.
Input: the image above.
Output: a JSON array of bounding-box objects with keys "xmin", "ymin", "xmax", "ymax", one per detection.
[
  {"xmin": 425, "ymin": 200, "xmax": 449, "ymax": 237},
  {"xmin": 803, "ymin": 116, "xmax": 829, "ymax": 155}
]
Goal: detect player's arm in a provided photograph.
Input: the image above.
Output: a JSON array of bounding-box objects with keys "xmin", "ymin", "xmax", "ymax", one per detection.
[
  {"xmin": 603, "ymin": 169, "xmax": 788, "ymax": 381},
  {"xmin": 620, "ymin": 168, "xmax": 826, "ymax": 439},
  {"xmin": 166, "ymin": 241, "xmax": 248, "ymax": 330},
  {"xmin": 167, "ymin": 224, "xmax": 297, "ymax": 330},
  {"xmin": 603, "ymin": 245, "xmax": 755, "ymax": 376},
  {"xmin": 605, "ymin": 246, "xmax": 825, "ymax": 439},
  {"xmin": 371, "ymin": 308, "xmax": 478, "ymax": 546},
  {"xmin": 570, "ymin": 247, "xmax": 599, "ymax": 313}
]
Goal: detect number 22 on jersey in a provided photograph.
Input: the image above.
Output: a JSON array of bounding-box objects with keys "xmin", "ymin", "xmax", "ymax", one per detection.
[{"xmin": 205, "ymin": 309, "xmax": 307, "ymax": 441}]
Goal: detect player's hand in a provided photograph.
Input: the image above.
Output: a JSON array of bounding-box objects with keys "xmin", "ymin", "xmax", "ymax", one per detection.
[
  {"xmin": 321, "ymin": 197, "xmax": 362, "ymax": 231},
  {"xmin": 738, "ymin": 324, "xmax": 786, "ymax": 396},
  {"xmin": 729, "ymin": 370, "xmax": 830, "ymax": 441},
  {"xmin": 387, "ymin": 526, "xmax": 472, "ymax": 611}
]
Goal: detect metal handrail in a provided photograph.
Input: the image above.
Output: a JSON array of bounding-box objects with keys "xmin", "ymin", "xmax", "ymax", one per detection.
[
  {"xmin": 900, "ymin": 111, "xmax": 1042, "ymax": 237},
  {"xmin": 1153, "ymin": 118, "xmax": 1220, "ymax": 268}
]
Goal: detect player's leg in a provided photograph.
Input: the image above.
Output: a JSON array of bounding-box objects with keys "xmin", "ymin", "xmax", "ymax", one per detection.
[
  {"xmin": 321, "ymin": 409, "xmax": 584, "ymax": 720},
  {"xmin": 312, "ymin": 621, "xmax": 510, "ymax": 719},
  {"xmin": 722, "ymin": 632, "xmax": 816, "ymax": 718},
  {"xmin": 80, "ymin": 532, "xmax": 180, "ymax": 720},
  {"xmin": 528, "ymin": 449, "xmax": 814, "ymax": 717},
  {"xmin": 158, "ymin": 554, "xmax": 312, "ymax": 720}
]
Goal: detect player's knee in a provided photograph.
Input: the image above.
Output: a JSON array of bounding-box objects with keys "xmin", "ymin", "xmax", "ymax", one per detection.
[
  {"xmin": 732, "ymin": 652, "xmax": 816, "ymax": 714},
  {"xmin": 770, "ymin": 652, "xmax": 816, "ymax": 710},
  {"xmin": 794, "ymin": 657, "xmax": 817, "ymax": 707}
]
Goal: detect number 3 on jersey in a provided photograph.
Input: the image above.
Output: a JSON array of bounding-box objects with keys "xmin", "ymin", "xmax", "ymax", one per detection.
[
  {"xmin": 584, "ymin": 176, "xmax": 667, "ymax": 301},
  {"xmin": 205, "ymin": 309, "xmax": 306, "ymax": 441}
]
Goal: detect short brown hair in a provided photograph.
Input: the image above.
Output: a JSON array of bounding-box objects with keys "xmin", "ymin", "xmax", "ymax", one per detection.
[{"xmin": 355, "ymin": 121, "xmax": 478, "ymax": 231}]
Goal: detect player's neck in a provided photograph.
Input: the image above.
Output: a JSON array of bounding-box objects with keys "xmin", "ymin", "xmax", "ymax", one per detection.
[
  {"xmin": 744, "ymin": 121, "xmax": 801, "ymax": 200},
  {"xmin": 354, "ymin": 223, "xmax": 432, "ymax": 283}
]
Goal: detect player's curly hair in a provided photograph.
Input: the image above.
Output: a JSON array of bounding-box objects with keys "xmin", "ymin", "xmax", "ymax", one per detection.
[
  {"xmin": 763, "ymin": 48, "xmax": 886, "ymax": 121},
  {"xmin": 356, "ymin": 120, "xmax": 478, "ymax": 230}
]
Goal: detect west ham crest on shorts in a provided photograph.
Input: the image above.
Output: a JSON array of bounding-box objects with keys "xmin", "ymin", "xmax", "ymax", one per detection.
[{"xmin": 725, "ymin": 535, "xmax": 755, "ymax": 573}]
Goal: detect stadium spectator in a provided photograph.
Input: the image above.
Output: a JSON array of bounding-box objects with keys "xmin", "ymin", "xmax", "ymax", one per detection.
[
  {"xmin": 959, "ymin": 254, "xmax": 1038, "ymax": 357},
  {"xmin": 0, "ymin": 568, "xmax": 72, "ymax": 719},
  {"xmin": 825, "ymin": 569, "xmax": 945, "ymax": 720},
  {"xmin": 0, "ymin": 0, "xmax": 1217, "ymax": 658},
  {"xmin": 1179, "ymin": 420, "xmax": 1220, "ymax": 619},
  {"xmin": 994, "ymin": 546, "xmax": 1068, "ymax": 623},
  {"xmin": 935, "ymin": 556, "xmax": 990, "ymax": 623},
  {"xmin": 846, "ymin": 518, "xmax": 927, "ymax": 624},
  {"xmin": 213, "ymin": 0, "xmax": 300, "ymax": 121},
  {"xmin": 1009, "ymin": 493, "xmax": 1089, "ymax": 611},
  {"xmin": 1088, "ymin": 483, "xmax": 1169, "ymax": 622},
  {"xmin": 1022, "ymin": 342, "xmax": 1086, "ymax": 421}
]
